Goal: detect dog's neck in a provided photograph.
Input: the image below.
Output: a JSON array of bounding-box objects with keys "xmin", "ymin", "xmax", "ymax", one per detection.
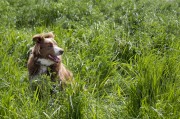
[
  {"xmin": 31, "ymin": 58, "xmax": 54, "ymax": 75},
  {"xmin": 36, "ymin": 58, "xmax": 55, "ymax": 74}
]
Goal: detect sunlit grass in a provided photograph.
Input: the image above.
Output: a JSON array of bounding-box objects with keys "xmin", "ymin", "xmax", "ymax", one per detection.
[{"xmin": 0, "ymin": 0, "xmax": 179, "ymax": 118}]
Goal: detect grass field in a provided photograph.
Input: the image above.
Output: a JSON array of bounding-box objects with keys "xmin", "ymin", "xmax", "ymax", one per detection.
[{"xmin": 0, "ymin": 0, "xmax": 180, "ymax": 118}]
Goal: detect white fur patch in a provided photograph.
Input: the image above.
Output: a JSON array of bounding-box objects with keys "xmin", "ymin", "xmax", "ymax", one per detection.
[{"xmin": 37, "ymin": 58, "xmax": 55, "ymax": 66}]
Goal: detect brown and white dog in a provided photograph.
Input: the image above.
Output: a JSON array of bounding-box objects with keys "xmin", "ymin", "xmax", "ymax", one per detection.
[{"xmin": 27, "ymin": 32, "xmax": 73, "ymax": 86}]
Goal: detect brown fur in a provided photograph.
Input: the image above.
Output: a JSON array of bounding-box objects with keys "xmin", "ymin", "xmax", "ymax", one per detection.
[{"xmin": 27, "ymin": 32, "xmax": 73, "ymax": 85}]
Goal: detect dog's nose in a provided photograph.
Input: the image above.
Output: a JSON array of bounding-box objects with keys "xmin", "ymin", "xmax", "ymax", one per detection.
[{"xmin": 59, "ymin": 50, "xmax": 64, "ymax": 55}]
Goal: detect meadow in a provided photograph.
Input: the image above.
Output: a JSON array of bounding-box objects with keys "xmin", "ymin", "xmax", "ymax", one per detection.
[{"xmin": 0, "ymin": 0, "xmax": 179, "ymax": 118}]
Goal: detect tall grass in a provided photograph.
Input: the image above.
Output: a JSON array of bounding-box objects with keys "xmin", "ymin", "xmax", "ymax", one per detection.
[{"xmin": 0, "ymin": 0, "xmax": 179, "ymax": 118}]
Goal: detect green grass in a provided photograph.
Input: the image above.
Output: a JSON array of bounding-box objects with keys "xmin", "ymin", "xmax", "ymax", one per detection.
[{"xmin": 0, "ymin": 0, "xmax": 180, "ymax": 118}]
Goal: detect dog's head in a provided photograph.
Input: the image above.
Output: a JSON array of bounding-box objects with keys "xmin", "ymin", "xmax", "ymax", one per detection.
[{"xmin": 32, "ymin": 32, "xmax": 64, "ymax": 66}]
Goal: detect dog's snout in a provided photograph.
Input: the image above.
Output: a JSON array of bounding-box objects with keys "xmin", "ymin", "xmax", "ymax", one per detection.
[{"xmin": 54, "ymin": 46, "xmax": 64, "ymax": 55}]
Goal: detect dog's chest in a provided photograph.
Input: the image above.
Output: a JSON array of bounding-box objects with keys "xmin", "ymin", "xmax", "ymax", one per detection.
[
  {"xmin": 37, "ymin": 58, "xmax": 54, "ymax": 74},
  {"xmin": 39, "ymin": 65, "xmax": 48, "ymax": 74}
]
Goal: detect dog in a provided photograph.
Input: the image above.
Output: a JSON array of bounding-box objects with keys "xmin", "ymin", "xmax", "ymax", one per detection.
[{"xmin": 27, "ymin": 32, "xmax": 73, "ymax": 87}]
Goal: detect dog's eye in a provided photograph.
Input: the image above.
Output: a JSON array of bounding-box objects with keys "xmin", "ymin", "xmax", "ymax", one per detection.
[{"xmin": 48, "ymin": 44, "xmax": 53, "ymax": 47}]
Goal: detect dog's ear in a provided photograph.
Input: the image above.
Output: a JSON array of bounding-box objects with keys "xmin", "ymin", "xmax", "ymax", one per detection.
[
  {"xmin": 33, "ymin": 44, "xmax": 40, "ymax": 56},
  {"xmin": 32, "ymin": 34, "xmax": 44, "ymax": 43}
]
